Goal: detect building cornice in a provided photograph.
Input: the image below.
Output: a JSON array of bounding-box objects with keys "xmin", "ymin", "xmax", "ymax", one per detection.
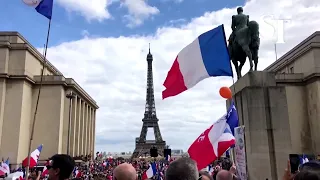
[
  {"xmin": 32, "ymin": 75, "xmax": 99, "ymax": 109},
  {"xmin": 264, "ymin": 31, "xmax": 320, "ymax": 72},
  {"xmin": 0, "ymin": 32, "xmax": 63, "ymax": 76},
  {"xmin": 0, "ymin": 32, "xmax": 99, "ymax": 109},
  {"xmin": 35, "ymin": 76, "xmax": 99, "ymax": 109},
  {"xmin": 0, "ymin": 73, "xmax": 36, "ymax": 84},
  {"xmin": 275, "ymin": 73, "xmax": 320, "ymax": 86},
  {"xmin": 0, "ymin": 73, "xmax": 99, "ymax": 109}
]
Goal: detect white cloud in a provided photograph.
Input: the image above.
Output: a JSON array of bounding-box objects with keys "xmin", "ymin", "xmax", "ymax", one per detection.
[
  {"xmin": 56, "ymin": 0, "xmax": 159, "ymax": 27},
  {"xmin": 44, "ymin": 0, "xmax": 320, "ymax": 152},
  {"xmin": 55, "ymin": 0, "xmax": 113, "ymax": 22},
  {"xmin": 120, "ymin": 0, "xmax": 160, "ymax": 27},
  {"xmin": 167, "ymin": 18, "xmax": 186, "ymax": 26}
]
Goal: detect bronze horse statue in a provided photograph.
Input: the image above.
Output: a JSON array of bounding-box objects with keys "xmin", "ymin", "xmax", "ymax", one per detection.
[{"xmin": 228, "ymin": 21, "xmax": 260, "ymax": 79}]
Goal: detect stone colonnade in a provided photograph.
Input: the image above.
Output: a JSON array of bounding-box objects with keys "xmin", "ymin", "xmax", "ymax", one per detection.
[{"xmin": 69, "ymin": 95, "xmax": 96, "ymax": 157}]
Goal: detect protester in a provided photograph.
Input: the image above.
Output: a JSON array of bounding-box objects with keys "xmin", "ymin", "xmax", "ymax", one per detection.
[
  {"xmin": 216, "ymin": 170, "xmax": 233, "ymax": 180},
  {"xmin": 165, "ymin": 157, "xmax": 198, "ymax": 180},
  {"xmin": 294, "ymin": 170, "xmax": 320, "ymax": 180},
  {"xmin": 113, "ymin": 163, "xmax": 136, "ymax": 180},
  {"xmin": 3, "ymin": 151, "xmax": 320, "ymax": 180},
  {"xmin": 300, "ymin": 161, "xmax": 320, "ymax": 172},
  {"xmin": 199, "ymin": 171, "xmax": 213, "ymax": 180},
  {"xmin": 47, "ymin": 154, "xmax": 75, "ymax": 180}
]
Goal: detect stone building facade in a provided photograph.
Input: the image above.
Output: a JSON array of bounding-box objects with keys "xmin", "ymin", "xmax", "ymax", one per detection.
[{"xmin": 0, "ymin": 32, "xmax": 98, "ymax": 165}]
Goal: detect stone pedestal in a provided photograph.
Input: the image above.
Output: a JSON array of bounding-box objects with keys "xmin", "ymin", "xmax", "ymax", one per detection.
[{"xmin": 227, "ymin": 71, "xmax": 292, "ymax": 180}]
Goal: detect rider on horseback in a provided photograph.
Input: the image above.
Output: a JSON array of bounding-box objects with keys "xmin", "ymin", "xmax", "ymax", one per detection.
[{"xmin": 228, "ymin": 7, "xmax": 249, "ymax": 57}]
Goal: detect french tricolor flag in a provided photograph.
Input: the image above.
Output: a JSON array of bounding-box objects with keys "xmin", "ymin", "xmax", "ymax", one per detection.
[
  {"xmin": 22, "ymin": 144, "xmax": 43, "ymax": 168},
  {"xmin": 73, "ymin": 168, "xmax": 80, "ymax": 178},
  {"xmin": 22, "ymin": 0, "xmax": 53, "ymax": 19},
  {"xmin": 162, "ymin": 25, "xmax": 232, "ymax": 99},
  {"xmin": 0, "ymin": 160, "xmax": 10, "ymax": 176},
  {"xmin": 188, "ymin": 103, "xmax": 238, "ymax": 170},
  {"xmin": 142, "ymin": 163, "xmax": 157, "ymax": 180}
]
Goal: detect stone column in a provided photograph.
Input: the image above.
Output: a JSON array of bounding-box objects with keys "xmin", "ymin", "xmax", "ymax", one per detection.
[
  {"xmin": 0, "ymin": 79, "xmax": 7, "ymax": 152},
  {"xmin": 75, "ymin": 98, "xmax": 81, "ymax": 156},
  {"xmin": 84, "ymin": 104, "xmax": 89, "ymax": 156},
  {"xmin": 70, "ymin": 95, "xmax": 78, "ymax": 157},
  {"xmin": 0, "ymin": 49, "xmax": 9, "ymax": 152},
  {"xmin": 87, "ymin": 107, "xmax": 92, "ymax": 157},
  {"xmin": 92, "ymin": 109, "xmax": 96, "ymax": 157},
  {"xmin": 79, "ymin": 100, "xmax": 85, "ymax": 155},
  {"xmin": 306, "ymin": 82, "xmax": 320, "ymax": 153}
]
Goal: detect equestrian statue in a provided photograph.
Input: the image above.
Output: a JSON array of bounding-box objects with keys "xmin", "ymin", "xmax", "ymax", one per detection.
[{"xmin": 228, "ymin": 7, "xmax": 260, "ymax": 79}]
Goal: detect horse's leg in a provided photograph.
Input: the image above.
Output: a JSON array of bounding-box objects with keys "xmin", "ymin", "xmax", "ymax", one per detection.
[
  {"xmin": 242, "ymin": 45, "xmax": 253, "ymax": 71},
  {"xmin": 232, "ymin": 59, "xmax": 240, "ymax": 79},
  {"xmin": 228, "ymin": 43, "xmax": 233, "ymax": 59},
  {"xmin": 254, "ymin": 58, "xmax": 258, "ymax": 71},
  {"xmin": 253, "ymin": 49, "xmax": 258, "ymax": 71},
  {"xmin": 239, "ymin": 59, "xmax": 245, "ymax": 77}
]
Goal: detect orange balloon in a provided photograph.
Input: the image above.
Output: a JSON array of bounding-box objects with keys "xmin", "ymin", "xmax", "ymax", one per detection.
[{"xmin": 219, "ymin": 87, "xmax": 232, "ymax": 99}]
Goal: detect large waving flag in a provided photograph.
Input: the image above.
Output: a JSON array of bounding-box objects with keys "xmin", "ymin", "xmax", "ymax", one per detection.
[
  {"xmin": 188, "ymin": 103, "xmax": 239, "ymax": 170},
  {"xmin": 22, "ymin": 144, "xmax": 43, "ymax": 168},
  {"xmin": 162, "ymin": 25, "xmax": 232, "ymax": 99},
  {"xmin": 22, "ymin": 0, "xmax": 53, "ymax": 19}
]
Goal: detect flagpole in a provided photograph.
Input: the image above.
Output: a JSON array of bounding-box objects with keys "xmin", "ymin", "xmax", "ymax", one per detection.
[
  {"xmin": 25, "ymin": 18, "xmax": 52, "ymax": 179},
  {"xmin": 274, "ymin": 43, "xmax": 278, "ymax": 61}
]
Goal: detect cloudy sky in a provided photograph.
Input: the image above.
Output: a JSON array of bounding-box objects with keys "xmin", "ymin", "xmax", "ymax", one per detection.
[{"xmin": 1, "ymin": 0, "xmax": 319, "ymax": 153}]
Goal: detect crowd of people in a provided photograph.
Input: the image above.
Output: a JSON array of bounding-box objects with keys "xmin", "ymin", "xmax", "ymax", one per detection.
[
  {"xmin": 1, "ymin": 154, "xmax": 320, "ymax": 180},
  {"xmin": 71, "ymin": 155, "xmax": 320, "ymax": 180}
]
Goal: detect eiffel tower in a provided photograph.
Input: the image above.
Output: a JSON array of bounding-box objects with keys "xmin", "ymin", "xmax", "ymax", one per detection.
[{"xmin": 131, "ymin": 45, "xmax": 166, "ymax": 159}]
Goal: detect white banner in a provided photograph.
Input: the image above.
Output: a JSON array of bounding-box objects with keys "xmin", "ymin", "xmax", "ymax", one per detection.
[{"xmin": 234, "ymin": 126, "xmax": 247, "ymax": 180}]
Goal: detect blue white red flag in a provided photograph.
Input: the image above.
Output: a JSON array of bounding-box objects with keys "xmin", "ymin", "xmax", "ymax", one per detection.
[
  {"xmin": 188, "ymin": 103, "xmax": 239, "ymax": 170},
  {"xmin": 0, "ymin": 159, "xmax": 10, "ymax": 176},
  {"xmin": 21, "ymin": 144, "xmax": 43, "ymax": 168},
  {"xmin": 142, "ymin": 163, "xmax": 157, "ymax": 180},
  {"xmin": 22, "ymin": 0, "xmax": 53, "ymax": 19},
  {"xmin": 73, "ymin": 167, "xmax": 80, "ymax": 178},
  {"xmin": 162, "ymin": 25, "xmax": 232, "ymax": 99}
]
